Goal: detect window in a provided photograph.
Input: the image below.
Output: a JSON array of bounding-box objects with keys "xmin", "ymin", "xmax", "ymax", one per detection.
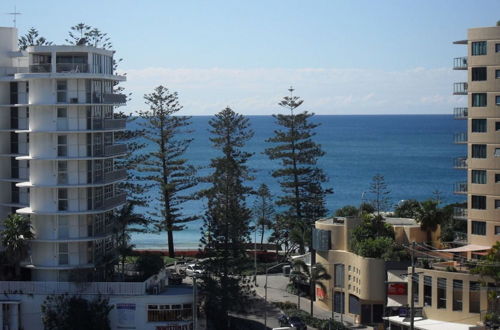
[
  {"xmin": 424, "ymin": 276, "xmax": 432, "ymax": 306},
  {"xmin": 56, "ymin": 80, "xmax": 67, "ymax": 103},
  {"xmin": 496, "ymin": 70, "xmax": 500, "ymax": 79},
  {"xmin": 58, "ymin": 188, "xmax": 68, "ymax": 211},
  {"xmin": 472, "ymin": 67, "xmax": 487, "ymax": 81},
  {"xmin": 57, "ymin": 161, "xmax": 68, "ymax": 184},
  {"xmin": 334, "ymin": 264, "xmax": 345, "ymax": 288},
  {"xmin": 496, "ymin": 174, "xmax": 500, "ymax": 183},
  {"xmin": 497, "ymin": 96, "xmax": 500, "ymax": 105},
  {"xmin": 472, "ymin": 170, "xmax": 487, "ymax": 184},
  {"xmin": 472, "ymin": 196, "xmax": 487, "ymax": 210},
  {"xmin": 57, "ymin": 135, "xmax": 68, "ymax": 156},
  {"xmin": 497, "ymin": 122, "xmax": 500, "ymax": 131},
  {"xmin": 470, "ymin": 282, "xmax": 480, "ymax": 313},
  {"xmin": 496, "ymin": 200, "xmax": 500, "ymax": 209},
  {"xmin": 472, "ymin": 93, "xmax": 487, "ymax": 107},
  {"xmin": 472, "ymin": 144, "xmax": 487, "ymax": 158},
  {"xmin": 472, "ymin": 41, "xmax": 487, "ymax": 55},
  {"xmin": 58, "ymin": 243, "xmax": 69, "ymax": 265},
  {"xmin": 57, "ymin": 107, "xmax": 67, "ymax": 118},
  {"xmin": 496, "ymin": 226, "xmax": 500, "ymax": 235},
  {"xmin": 413, "ymin": 274, "xmax": 419, "ymax": 304},
  {"xmin": 453, "ymin": 280, "xmax": 463, "ymax": 311},
  {"xmin": 104, "ymin": 184, "xmax": 113, "ymax": 200},
  {"xmin": 496, "ymin": 148, "xmax": 500, "ymax": 157},
  {"xmin": 437, "ymin": 278, "xmax": 446, "ymax": 309},
  {"xmin": 58, "ymin": 216, "xmax": 69, "ymax": 239},
  {"xmin": 472, "ymin": 221, "xmax": 486, "ymax": 235},
  {"xmin": 472, "ymin": 119, "xmax": 487, "ymax": 132},
  {"xmin": 147, "ymin": 304, "xmax": 192, "ymax": 322},
  {"xmin": 496, "ymin": 43, "xmax": 500, "ymax": 52}
]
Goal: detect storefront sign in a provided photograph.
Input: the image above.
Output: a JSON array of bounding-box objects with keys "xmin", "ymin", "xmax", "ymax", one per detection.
[
  {"xmin": 316, "ymin": 287, "xmax": 326, "ymax": 300},
  {"xmin": 387, "ymin": 283, "xmax": 406, "ymax": 295}
]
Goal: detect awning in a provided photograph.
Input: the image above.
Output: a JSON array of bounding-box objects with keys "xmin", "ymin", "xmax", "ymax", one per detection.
[
  {"xmin": 436, "ymin": 244, "xmax": 490, "ymax": 253},
  {"xmin": 384, "ymin": 315, "xmax": 477, "ymax": 330},
  {"xmin": 387, "ymin": 270, "xmax": 408, "ymax": 283},
  {"xmin": 387, "ymin": 295, "xmax": 407, "ymax": 307}
]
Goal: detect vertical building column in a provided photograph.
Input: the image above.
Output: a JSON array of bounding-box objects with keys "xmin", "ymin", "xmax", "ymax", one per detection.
[
  {"xmin": 0, "ymin": 303, "xmax": 3, "ymax": 329},
  {"xmin": 9, "ymin": 303, "xmax": 19, "ymax": 330},
  {"xmin": 51, "ymin": 51, "xmax": 56, "ymax": 74}
]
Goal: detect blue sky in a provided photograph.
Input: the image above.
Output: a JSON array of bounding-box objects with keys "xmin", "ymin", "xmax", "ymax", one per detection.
[{"xmin": 2, "ymin": 0, "xmax": 499, "ymax": 115}]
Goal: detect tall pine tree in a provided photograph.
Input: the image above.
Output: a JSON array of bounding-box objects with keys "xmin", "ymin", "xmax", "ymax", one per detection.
[
  {"xmin": 199, "ymin": 107, "xmax": 254, "ymax": 330},
  {"xmin": 265, "ymin": 88, "xmax": 331, "ymax": 254},
  {"xmin": 137, "ymin": 86, "xmax": 198, "ymax": 258}
]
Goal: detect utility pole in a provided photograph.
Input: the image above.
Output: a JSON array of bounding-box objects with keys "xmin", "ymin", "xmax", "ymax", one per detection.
[
  {"xmin": 193, "ymin": 275, "xmax": 197, "ymax": 330},
  {"xmin": 410, "ymin": 241, "xmax": 416, "ymax": 330}
]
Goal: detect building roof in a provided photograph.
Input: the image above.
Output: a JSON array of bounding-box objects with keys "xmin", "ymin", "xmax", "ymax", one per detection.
[
  {"xmin": 384, "ymin": 316, "xmax": 476, "ymax": 330},
  {"xmin": 436, "ymin": 244, "xmax": 491, "ymax": 253},
  {"xmin": 385, "ymin": 217, "xmax": 419, "ymax": 226}
]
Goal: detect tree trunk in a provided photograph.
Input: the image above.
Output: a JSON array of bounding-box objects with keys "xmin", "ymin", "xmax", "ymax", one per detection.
[
  {"xmin": 167, "ymin": 229, "xmax": 175, "ymax": 258},
  {"xmin": 260, "ymin": 225, "xmax": 265, "ymax": 250}
]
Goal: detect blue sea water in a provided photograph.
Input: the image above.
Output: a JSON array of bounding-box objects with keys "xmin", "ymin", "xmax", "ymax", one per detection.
[{"xmin": 130, "ymin": 115, "xmax": 466, "ymax": 250}]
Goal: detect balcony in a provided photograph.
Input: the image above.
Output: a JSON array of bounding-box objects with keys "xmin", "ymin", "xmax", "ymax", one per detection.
[
  {"xmin": 102, "ymin": 93, "xmax": 127, "ymax": 104},
  {"xmin": 453, "ymin": 207, "xmax": 468, "ymax": 220},
  {"xmin": 101, "ymin": 169, "xmax": 127, "ymax": 184},
  {"xmin": 453, "ymin": 181, "xmax": 467, "ymax": 194},
  {"xmin": 453, "ymin": 57, "xmax": 468, "ymax": 70},
  {"xmin": 100, "ymin": 193, "xmax": 126, "ymax": 211},
  {"xmin": 453, "ymin": 132, "xmax": 467, "ymax": 144},
  {"xmin": 29, "ymin": 64, "xmax": 51, "ymax": 73},
  {"xmin": 92, "ymin": 118, "xmax": 126, "ymax": 130},
  {"xmin": 453, "ymin": 107, "xmax": 468, "ymax": 119},
  {"xmin": 454, "ymin": 157, "xmax": 467, "ymax": 169},
  {"xmin": 104, "ymin": 144, "xmax": 127, "ymax": 157},
  {"xmin": 56, "ymin": 63, "xmax": 89, "ymax": 73},
  {"xmin": 453, "ymin": 82, "xmax": 468, "ymax": 95}
]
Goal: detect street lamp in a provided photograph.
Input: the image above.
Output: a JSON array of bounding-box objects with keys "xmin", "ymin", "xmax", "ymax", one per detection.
[{"xmin": 264, "ymin": 262, "xmax": 290, "ymax": 329}]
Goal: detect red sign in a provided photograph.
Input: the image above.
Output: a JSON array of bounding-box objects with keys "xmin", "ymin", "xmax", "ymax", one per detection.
[
  {"xmin": 316, "ymin": 287, "xmax": 327, "ymax": 300},
  {"xmin": 387, "ymin": 283, "xmax": 407, "ymax": 295}
]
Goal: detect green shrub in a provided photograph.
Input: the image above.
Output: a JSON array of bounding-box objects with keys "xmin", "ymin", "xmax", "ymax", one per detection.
[{"xmin": 135, "ymin": 253, "xmax": 164, "ymax": 279}]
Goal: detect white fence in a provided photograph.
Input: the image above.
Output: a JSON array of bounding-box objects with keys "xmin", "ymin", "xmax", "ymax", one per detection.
[{"xmin": 0, "ymin": 281, "xmax": 146, "ymax": 295}]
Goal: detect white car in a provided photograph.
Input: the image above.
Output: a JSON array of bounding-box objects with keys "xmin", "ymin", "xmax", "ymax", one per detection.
[{"xmin": 185, "ymin": 264, "xmax": 203, "ymax": 277}]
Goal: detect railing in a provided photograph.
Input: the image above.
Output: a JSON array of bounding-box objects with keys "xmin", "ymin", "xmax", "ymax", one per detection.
[
  {"xmin": 454, "ymin": 157, "xmax": 467, "ymax": 169},
  {"xmin": 453, "ymin": 82, "xmax": 468, "ymax": 95},
  {"xmin": 102, "ymin": 169, "xmax": 127, "ymax": 183},
  {"xmin": 29, "ymin": 64, "xmax": 51, "ymax": 73},
  {"xmin": 454, "ymin": 132, "xmax": 467, "ymax": 144},
  {"xmin": 453, "ymin": 107, "xmax": 468, "ymax": 119},
  {"xmin": 56, "ymin": 63, "xmax": 89, "ymax": 73},
  {"xmin": 0, "ymin": 280, "xmax": 146, "ymax": 295},
  {"xmin": 454, "ymin": 181, "xmax": 468, "ymax": 194},
  {"xmin": 104, "ymin": 144, "xmax": 127, "ymax": 157},
  {"xmin": 100, "ymin": 193, "xmax": 127, "ymax": 210},
  {"xmin": 103, "ymin": 93, "xmax": 127, "ymax": 104},
  {"xmin": 453, "ymin": 207, "xmax": 468, "ymax": 219},
  {"xmin": 92, "ymin": 118, "xmax": 126, "ymax": 130},
  {"xmin": 453, "ymin": 57, "xmax": 468, "ymax": 70}
]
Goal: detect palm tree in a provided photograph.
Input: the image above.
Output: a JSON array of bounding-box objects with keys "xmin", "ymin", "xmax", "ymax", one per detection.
[
  {"xmin": 291, "ymin": 259, "xmax": 331, "ymax": 316},
  {"xmin": 113, "ymin": 203, "xmax": 148, "ymax": 279},
  {"xmin": 0, "ymin": 214, "xmax": 34, "ymax": 279},
  {"xmin": 415, "ymin": 199, "xmax": 444, "ymax": 245}
]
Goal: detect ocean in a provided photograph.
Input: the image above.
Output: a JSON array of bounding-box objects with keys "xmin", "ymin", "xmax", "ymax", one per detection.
[{"xmin": 130, "ymin": 115, "xmax": 466, "ymax": 250}]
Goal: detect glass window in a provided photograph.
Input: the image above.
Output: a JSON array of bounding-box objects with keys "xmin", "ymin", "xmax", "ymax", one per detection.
[
  {"xmin": 58, "ymin": 188, "xmax": 68, "ymax": 211},
  {"xmin": 57, "ymin": 135, "xmax": 68, "ymax": 156},
  {"xmin": 497, "ymin": 122, "xmax": 500, "ymax": 131},
  {"xmin": 496, "ymin": 226, "xmax": 500, "ymax": 235},
  {"xmin": 57, "ymin": 161, "xmax": 68, "ymax": 184},
  {"xmin": 59, "ymin": 243, "xmax": 69, "ymax": 265},
  {"xmin": 471, "ymin": 196, "xmax": 487, "ymax": 210},
  {"xmin": 470, "ymin": 282, "xmax": 480, "ymax": 313},
  {"xmin": 472, "ymin": 41, "xmax": 487, "ymax": 55},
  {"xmin": 496, "ymin": 174, "xmax": 500, "ymax": 183},
  {"xmin": 437, "ymin": 278, "xmax": 446, "ymax": 309},
  {"xmin": 472, "ymin": 221, "xmax": 486, "ymax": 235},
  {"xmin": 57, "ymin": 107, "xmax": 67, "ymax": 118},
  {"xmin": 56, "ymin": 80, "xmax": 67, "ymax": 103},
  {"xmin": 472, "ymin": 119, "xmax": 487, "ymax": 132},
  {"xmin": 453, "ymin": 280, "xmax": 463, "ymax": 311},
  {"xmin": 472, "ymin": 67, "xmax": 487, "ymax": 81},
  {"xmin": 424, "ymin": 276, "xmax": 432, "ymax": 306},
  {"xmin": 496, "ymin": 200, "xmax": 500, "ymax": 209},
  {"xmin": 471, "ymin": 144, "xmax": 487, "ymax": 158},
  {"xmin": 496, "ymin": 95, "xmax": 500, "ymax": 105},
  {"xmin": 496, "ymin": 44, "xmax": 500, "ymax": 53},
  {"xmin": 496, "ymin": 148, "xmax": 500, "ymax": 157},
  {"xmin": 472, "ymin": 93, "xmax": 487, "ymax": 107},
  {"xmin": 334, "ymin": 264, "xmax": 345, "ymax": 288},
  {"xmin": 58, "ymin": 216, "xmax": 69, "ymax": 239},
  {"xmin": 496, "ymin": 70, "xmax": 500, "ymax": 79},
  {"xmin": 472, "ymin": 170, "xmax": 487, "ymax": 184}
]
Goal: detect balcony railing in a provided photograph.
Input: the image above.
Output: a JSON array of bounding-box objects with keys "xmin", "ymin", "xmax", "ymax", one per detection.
[
  {"xmin": 454, "ymin": 132, "xmax": 467, "ymax": 144},
  {"xmin": 102, "ymin": 169, "xmax": 127, "ymax": 184},
  {"xmin": 92, "ymin": 118, "xmax": 126, "ymax": 130},
  {"xmin": 453, "ymin": 107, "xmax": 468, "ymax": 119},
  {"xmin": 453, "ymin": 181, "xmax": 468, "ymax": 194},
  {"xmin": 454, "ymin": 157, "xmax": 467, "ymax": 169},
  {"xmin": 104, "ymin": 144, "xmax": 127, "ymax": 157},
  {"xmin": 453, "ymin": 82, "xmax": 468, "ymax": 95},
  {"xmin": 453, "ymin": 207, "xmax": 468, "ymax": 219},
  {"xmin": 103, "ymin": 93, "xmax": 127, "ymax": 104},
  {"xmin": 100, "ymin": 193, "xmax": 127, "ymax": 211},
  {"xmin": 56, "ymin": 63, "xmax": 89, "ymax": 73},
  {"xmin": 29, "ymin": 64, "xmax": 51, "ymax": 73},
  {"xmin": 453, "ymin": 57, "xmax": 468, "ymax": 70}
]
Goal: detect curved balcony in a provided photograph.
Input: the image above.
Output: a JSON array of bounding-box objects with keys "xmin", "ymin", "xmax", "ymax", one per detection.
[
  {"xmin": 31, "ymin": 233, "xmax": 112, "ymax": 243},
  {"xmin": 453, "ymin": 107, "xmax": 468, "ymax": 119},
  {"xmin": 17, "ymin": 169, "xmax": 127, "ymax": 188},
  {"xmin": 453, "ymin": 132, "xmax": 467, "ymax": 144},
  {"xmin": 453, "ymin": 57, "xmax": 468, "ymax": 70},
  {"xmin": 453, "ymin": 207, "xmax": 468, "ymax": 220},
  {"xmin": 453, "ymin": 181, "xmax": 468, "ymax": 194},
  {"xmin": 14, "ymin": 72, "xmax": 126, "ymax": 82},
  {"xmin": 16, "ymin": 144, "xmax": 127, "ymax": 161},
  {"xmin": 454, "ymin": 157, "xmax": 467, "ymax": 169},
  {"xmin": 16, "ymin": 193, "xmax": 126, "ymax": 215},
  {"xmin": 453, "ymin": 82, "xmax": 468, "ymax": 95},
  {"xmin": 18, "ymin": 118, "xmax": 126, "ymax": 134}
]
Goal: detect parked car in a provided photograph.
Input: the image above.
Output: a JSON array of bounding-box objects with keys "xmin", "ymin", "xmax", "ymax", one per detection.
[
  {"xmin": 278, "ymin": 314, "xmax": 306, "ymax": 330},
  {"xmin": 185, "ymin": 264, "xmax": 203, "ymax": 277}
]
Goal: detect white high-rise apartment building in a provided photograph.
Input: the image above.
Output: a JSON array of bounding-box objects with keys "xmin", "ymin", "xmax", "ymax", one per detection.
[{"xmin": 0, "ymin": 26, "xmax": 127, "ymax": 282}]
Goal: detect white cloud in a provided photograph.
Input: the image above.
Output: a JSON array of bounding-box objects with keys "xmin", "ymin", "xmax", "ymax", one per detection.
[{"xmin": 119, "ymin": 66, "xmax": 465, "ymax": 115}]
